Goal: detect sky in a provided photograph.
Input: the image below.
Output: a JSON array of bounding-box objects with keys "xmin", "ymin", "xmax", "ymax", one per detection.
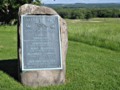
[{"xmin": 41, "ymin": 0, "xmax": 120, "ymax": 4}]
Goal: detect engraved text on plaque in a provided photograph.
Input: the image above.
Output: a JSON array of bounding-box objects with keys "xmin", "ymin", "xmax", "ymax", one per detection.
[{"xmin": 21, "ymin": 15, "xmax": 62, "ymax": 71}]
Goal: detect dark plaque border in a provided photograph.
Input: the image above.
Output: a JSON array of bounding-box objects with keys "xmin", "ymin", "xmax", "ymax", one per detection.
[{"xmin": 21, "ymin": 15, "xmax": 62, "ymax": 71}]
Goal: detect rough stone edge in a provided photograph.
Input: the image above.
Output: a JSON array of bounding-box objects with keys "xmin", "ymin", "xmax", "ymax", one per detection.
[{"xmin": 18, "ymin": 4, "xmax": 58, "ymax": 15}]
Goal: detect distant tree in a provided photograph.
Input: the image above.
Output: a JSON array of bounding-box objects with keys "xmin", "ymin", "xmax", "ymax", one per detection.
[
  {"xmin": 85, "ymin": 11, "xmax": 92, "ymax": 20},
  {"xmin": 79, "ymin": 9, "xmax": 86, "ymax": 19},
  {"xmin": 32, "ymin": 0, "xmax": 41, "ymax": 6}
]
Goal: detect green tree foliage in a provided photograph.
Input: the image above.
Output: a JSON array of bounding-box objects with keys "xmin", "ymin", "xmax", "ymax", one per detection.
[
  {"xmin": 0, "ymin": 0, "xmax": 35, "ymax": 24},
  {"xmin": 85, "ymin": 11, "xmax": 92, "ymax": 20},
  {"xmin": 32, "ymin": 0, "xmax": 41, "ymax": 6},
  {"xmin": 55, "ymin": 8, "xmax": 120, "ymax": 19}
]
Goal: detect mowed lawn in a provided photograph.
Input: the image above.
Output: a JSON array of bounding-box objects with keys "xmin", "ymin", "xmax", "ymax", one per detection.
[{"xmin": 0, "ymin": 18, "xmax": 120, "ymax": 90}]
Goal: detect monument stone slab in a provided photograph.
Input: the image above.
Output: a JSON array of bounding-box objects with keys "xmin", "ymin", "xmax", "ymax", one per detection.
[{"xmin": 18, "ymin": 4, "xmax": 68, "ymax": 87}]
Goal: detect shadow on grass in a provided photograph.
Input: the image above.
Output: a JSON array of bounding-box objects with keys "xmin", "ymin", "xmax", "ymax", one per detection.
[{"xmin": 0, "ymin": 59, "xmax": 19, "ymax": 81}]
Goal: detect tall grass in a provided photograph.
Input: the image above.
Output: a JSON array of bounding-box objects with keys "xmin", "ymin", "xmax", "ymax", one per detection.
[{"xmin": 67, "ymin": 18, "xmax": 120, "ymax": 51}]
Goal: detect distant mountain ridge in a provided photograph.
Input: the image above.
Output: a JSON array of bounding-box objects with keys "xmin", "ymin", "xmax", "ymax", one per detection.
[{"xmin": 44, "ymin": 3, "xmax": 120, "ymax": 8}]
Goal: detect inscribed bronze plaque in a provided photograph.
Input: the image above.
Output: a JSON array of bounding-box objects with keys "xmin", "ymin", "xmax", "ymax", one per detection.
[{"xmin": 21, "ymin": 15, "xmax": 62, "ymax": 71}]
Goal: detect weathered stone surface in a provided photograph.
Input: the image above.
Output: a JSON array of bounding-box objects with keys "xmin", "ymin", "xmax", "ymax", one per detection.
[
  {"xmin": 18, "ymin": 4, "xmax": 68, "ymax": 87},
  {"xmin": 18, "ymin": 4, "xmax": 58, "ymax": 15}
]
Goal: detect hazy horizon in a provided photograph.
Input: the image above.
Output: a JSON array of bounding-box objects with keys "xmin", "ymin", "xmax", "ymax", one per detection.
[{"xmin": 41, "ymin": 0, "xmax": 120, "ymax": 4}]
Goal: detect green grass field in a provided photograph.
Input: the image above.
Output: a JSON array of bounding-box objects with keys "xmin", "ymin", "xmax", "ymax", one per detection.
[
  {"xmin": 0, "ymin": 18, "xmax": 120, "ymax": 90},
  {"xmin": 67, "ymin": 18, "xmax": 120, "ymax": 51}
]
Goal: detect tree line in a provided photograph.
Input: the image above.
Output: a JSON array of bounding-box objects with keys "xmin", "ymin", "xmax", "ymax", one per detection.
[
  {"xmin": 0, "ymin": 0, "xmax": 120, "ymax": 25},
  {"xmin": 45, "ymin": 3, "xmax": 120, "ymax": 9},
  {"xmin": 55, "ymin": 8, "xmax": 120, "ymax": 19}
]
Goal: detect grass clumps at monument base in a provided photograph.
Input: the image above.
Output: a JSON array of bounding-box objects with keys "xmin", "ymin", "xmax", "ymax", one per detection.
[{"xmin": 0, "ymin": 18, "xmax": 120, "ymax": 90}]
